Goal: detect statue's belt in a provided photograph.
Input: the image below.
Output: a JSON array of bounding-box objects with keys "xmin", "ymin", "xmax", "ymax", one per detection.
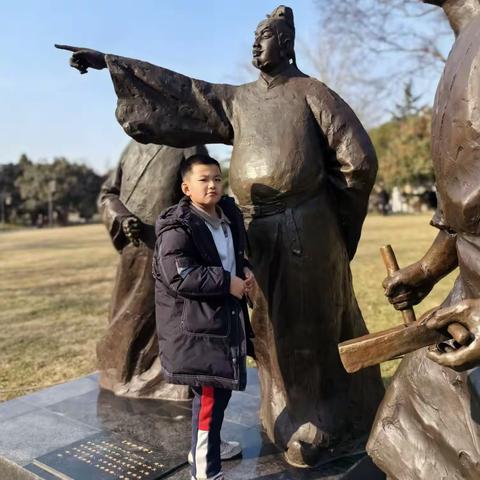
[{"xmin": 239, "ymin": 191, "xmax": 320, "ymax": 219}]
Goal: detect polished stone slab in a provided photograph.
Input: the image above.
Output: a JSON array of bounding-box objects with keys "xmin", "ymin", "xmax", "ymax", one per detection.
[
  {"xmin": 0, "ymin": 408, "xmax": 100, "ymax": 466},
  {"xmin": 19, "ymin": 374, "xmax": 99, "ymax": 408},
  {"xmin": 0, "ymin": 397, "xmax": 36, "ymax": 422},
  {"xmin": 25, "ymin": 432, "xmax": 184, "ymax": 480},
  {"xmin": 0, "ymin": 369, "xmax": 385, "ymax": 479}
]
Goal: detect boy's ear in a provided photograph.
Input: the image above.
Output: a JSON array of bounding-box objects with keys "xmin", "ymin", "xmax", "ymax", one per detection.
[{"xmin": 181, "ymin": 182, "xmax": 189, "ymax": 196}]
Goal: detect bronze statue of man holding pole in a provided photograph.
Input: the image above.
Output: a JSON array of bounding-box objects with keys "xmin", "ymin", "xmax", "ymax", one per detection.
[{"xmin": 364, "ymin": 1, "xmax": 480, "ymax": 478}]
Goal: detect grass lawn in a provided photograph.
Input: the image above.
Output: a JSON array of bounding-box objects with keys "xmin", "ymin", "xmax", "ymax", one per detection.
[
  {"xmin": 0, "ymin": 214, "xmax": 456, "ymax": 401},
  {"xmin": 0, "ymin": 224, "xmax": 116, "ymax": 401}
]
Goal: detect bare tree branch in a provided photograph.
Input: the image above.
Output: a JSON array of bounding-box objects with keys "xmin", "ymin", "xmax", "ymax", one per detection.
[{"xmin": 302, "ymin": 0, "xmax": 453, "ymax": 125}]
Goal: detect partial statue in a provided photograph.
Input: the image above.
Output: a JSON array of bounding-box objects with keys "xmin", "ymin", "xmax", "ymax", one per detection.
[
  {"xmin": 367, "ymin": 1, "xmax": 480, "ymax": 479},
  {"xmin": 56, "ymin": 4, "xmax": 384, "ymax": 467},
  {"xmin": 98, "ymin": 140, "xmax": 207, "ymax": 399}
]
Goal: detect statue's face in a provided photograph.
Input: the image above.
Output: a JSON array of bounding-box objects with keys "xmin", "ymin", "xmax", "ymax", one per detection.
[{"xmin": 252, "ymin": 22, "xmax": 283, "ymax": 72}]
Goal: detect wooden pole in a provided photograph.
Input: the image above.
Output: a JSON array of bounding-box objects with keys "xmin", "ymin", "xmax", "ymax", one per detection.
[{"xmin": 380, "ymin": 245, "xmax": 416, "ymax": 325}]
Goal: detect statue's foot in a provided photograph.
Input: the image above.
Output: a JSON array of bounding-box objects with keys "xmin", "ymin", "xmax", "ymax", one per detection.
[
  {"xmin": 284, "ymin": 441, "xmax": 321, "ymax": 468},
  {"xmin": 284, "ymin": 437, "xmax": 368, "ymax": 469},
  {"xmin": 282, "ymin": 424, "xmax": 334, "ymax": 468},
  {"xmin": 283, "ymin": 425, "xmax": 369, "ymax": 469}
]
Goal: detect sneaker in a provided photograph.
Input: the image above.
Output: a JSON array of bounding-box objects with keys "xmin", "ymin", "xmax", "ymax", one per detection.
[
  {"xmin": 188, "ymin": 439, "xmax": 242, "ymax": 464},
  {"xmin": 219, "ymin": 439, "xmax": 242, "ymax": 460},
  {"xmin": 191, "ymin": 473, "xmax": 224, "ymax": 480}
]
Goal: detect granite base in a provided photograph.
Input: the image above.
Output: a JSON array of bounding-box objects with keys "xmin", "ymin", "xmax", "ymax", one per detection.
[{"xmin": 0, "ymin": 369, "xmax": 385, "ymax": 480}]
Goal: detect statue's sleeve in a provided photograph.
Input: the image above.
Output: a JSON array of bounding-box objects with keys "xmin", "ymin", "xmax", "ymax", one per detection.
[
  {"xmin": 307, "ymin": 84, "xmax": 378, "ymax": 259},
  {"xmin": 98, "ymin": 162, "xmax": 132, "ymax": 252},
  {"xmin": 105, "ymin": 55, "xmax": 235, "ymax": 147}
]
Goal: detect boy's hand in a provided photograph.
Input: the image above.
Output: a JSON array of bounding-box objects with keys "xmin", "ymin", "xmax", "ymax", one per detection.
[{"xmin": 230, "ymin": 276, "xmax": 246, "ymax": 299}]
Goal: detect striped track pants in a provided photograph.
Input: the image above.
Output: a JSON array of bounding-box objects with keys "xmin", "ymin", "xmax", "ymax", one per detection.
[{"xmin": 191, "ymin": 386, "xmax": 232, "ymax": 480}]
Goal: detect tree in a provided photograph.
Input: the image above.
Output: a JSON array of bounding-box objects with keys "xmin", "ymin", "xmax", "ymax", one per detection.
[
  {"xmin": 311, "ymin": 0, "xmax": 452, "ymax": 125},
  {"xmin": 0, "ymin": 160, "xmax": 24, "ymax": 223},
  {"xmin": 69, "ymin": 164, "xmax": 103, "ymax": 221},
  {"xmin": 392, "ymin": 80, "xmax": 424, "ymax": 120},
  {"xmin": 370, "ymin": 109, "xmax": 433, "ymax": 189},
  {"xmin": 15, "ymin": 156, "xmax": 103, "ymax": 225},
  {"xmin": 299, "ymin": 32, "xmax": 390, "ymax": 126},
  {"xmin": 369, "ymin": 81, "xmax": 433, "ymax": 189},
  {"xmin": 15, "ymin": 156, "xmax": 51, "ymax": 224}
]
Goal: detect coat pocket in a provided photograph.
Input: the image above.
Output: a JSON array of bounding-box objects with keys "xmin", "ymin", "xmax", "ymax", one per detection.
[{"xmin": 181, "ymin": 299, "xmax": 230, "ymax": 337}]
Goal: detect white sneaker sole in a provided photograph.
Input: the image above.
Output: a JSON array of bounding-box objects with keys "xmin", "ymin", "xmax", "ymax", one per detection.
[{"xmin": 188, "ymin": 445, "xmax": 242, "ymax": 464}]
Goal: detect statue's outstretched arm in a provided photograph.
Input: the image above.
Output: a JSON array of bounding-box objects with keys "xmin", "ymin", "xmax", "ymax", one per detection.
[
  {"xmin": 106, "ymin": 54, "xmax": 236, "ymax": 147},
  {"xmin": 56, "ymin": 44, "xmax": 236, "ymax": 147}
]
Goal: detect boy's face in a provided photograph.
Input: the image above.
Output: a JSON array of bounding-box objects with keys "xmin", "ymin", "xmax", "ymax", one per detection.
[{"xmin": 181, "ymin": 163, "xmax": 223, "ymax": 209}]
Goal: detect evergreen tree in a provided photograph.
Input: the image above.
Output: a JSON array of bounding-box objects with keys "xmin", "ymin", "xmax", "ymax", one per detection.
[
  {"xmin": 14, "ymin": 156, "xmax": 103, "ymax": 225},
  {"xmin": 393, "ymin": 81, "xmax": 424, "ymax": 121},
  {"xmin": 370, "ymin": 109, "xmax": 433, "ymax": 189},
  {"xmin": 369, "ymin": 81, "xmax": 433, "ymax": 190}
]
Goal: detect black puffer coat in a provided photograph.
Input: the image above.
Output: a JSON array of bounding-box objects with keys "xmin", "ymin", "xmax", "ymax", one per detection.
[{"xmin": 153, "ymin": 196, "xmax": 254, "ymax": 391}]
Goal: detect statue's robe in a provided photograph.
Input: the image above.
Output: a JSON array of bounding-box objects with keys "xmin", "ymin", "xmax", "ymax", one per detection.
[
  {"xmin": 105, "ymin": 56, "xmax": 384, "ymax": 460},
  {"xmin": 367, "ymin": 14, "xmax": 480, "ymax": 480},
  {"xmin": 98, "ymin": 140, "xmax": 205, "ymax": 399}
]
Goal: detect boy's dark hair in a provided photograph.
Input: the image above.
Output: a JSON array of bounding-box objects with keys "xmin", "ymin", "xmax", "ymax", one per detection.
[{"xmin": 180, "ymin": 154, "xmax": 221, "ymax": 180}]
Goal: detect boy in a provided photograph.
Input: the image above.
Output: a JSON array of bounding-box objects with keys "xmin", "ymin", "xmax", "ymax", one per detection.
[{"xmin": 153, "ymin": 154, "xmax": 255, "ymax": 480}]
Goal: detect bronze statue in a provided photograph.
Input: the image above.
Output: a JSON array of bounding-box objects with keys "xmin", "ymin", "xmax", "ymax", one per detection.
[
  {"xmin": 98, "ymin": 140, "xmax": 206, "ymax": 399},
  {"xmin": 56, "ymin": 5, "xmax": 384, "ymax": 467},
  {"xmin": 367, "ymin": 1, "xmax": 480, "ymax": 478}
]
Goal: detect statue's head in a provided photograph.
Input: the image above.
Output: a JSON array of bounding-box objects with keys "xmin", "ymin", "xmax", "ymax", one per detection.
[{"xmin": 252, "ymin": 5, "xmax": 295, "ymax": 73}]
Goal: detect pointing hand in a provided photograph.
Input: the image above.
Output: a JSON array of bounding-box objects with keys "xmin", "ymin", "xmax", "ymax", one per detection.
[{"xmin": 55, "ymin": 44, "xmax": 107, "ymax": 74}]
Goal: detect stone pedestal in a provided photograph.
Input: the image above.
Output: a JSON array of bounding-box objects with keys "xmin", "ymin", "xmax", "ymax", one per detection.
[{"xmin": 0, "ymin": 369, "xmax": 385, "ymax": 479}]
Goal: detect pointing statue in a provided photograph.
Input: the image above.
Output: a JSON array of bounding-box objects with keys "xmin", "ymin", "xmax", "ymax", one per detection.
[{"xmin": 57, "ymin": 5, "xmax": 384, "ymax": 467}]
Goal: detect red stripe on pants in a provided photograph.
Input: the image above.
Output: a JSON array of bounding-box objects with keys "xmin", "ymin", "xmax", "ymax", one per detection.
[{"xmin": 198, "ymin": 386, "xmax": 215, "ymax": 431}]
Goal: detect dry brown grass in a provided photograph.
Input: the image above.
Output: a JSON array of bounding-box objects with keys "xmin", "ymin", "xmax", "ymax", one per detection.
[
  {"xmin": 0, "ymin": 225, "xmax": 116, "ymax": 401},
  {"xmin": 0, "ymin": 215, "xmax": 456, "ymax": 401}
]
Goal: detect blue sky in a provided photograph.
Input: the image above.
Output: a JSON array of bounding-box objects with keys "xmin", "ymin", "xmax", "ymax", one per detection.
[{"xmin": 0, "ymin": 1, "xmax": 451, "ymax": 173}]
